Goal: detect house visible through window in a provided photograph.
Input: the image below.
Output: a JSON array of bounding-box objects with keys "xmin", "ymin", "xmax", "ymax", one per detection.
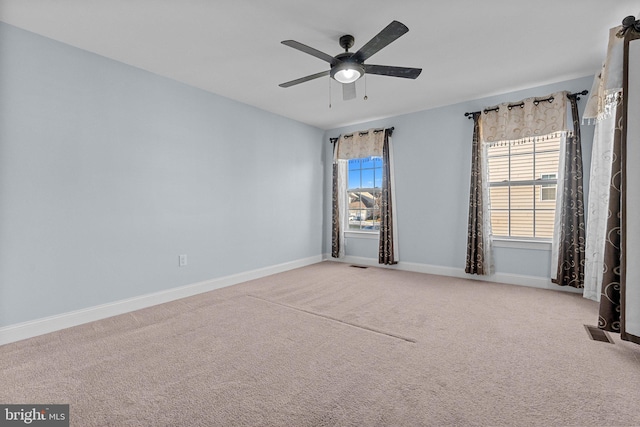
[
  {"xmin": 348, "ymin": 157, "xmax": 382, "ymax": 231},
  {"xmin": 540, "ymin": 173, "xmax": 557, "ymax": 201},
  {"xmin": 487, "ymin": 135, "xmax": 561, "ymax": 239}
]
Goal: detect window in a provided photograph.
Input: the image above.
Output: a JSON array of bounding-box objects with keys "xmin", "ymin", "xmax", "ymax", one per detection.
[
  {"xmin": 347, "ymin": 157, "xmax": 382, "ymax": 231},
  {"xmin": 487, "ymin": 136, "xmax": 560, "ymax": 239},
  {"xmin": 540, "ymin": 173, "xmax": 557, "ymax": 201}
]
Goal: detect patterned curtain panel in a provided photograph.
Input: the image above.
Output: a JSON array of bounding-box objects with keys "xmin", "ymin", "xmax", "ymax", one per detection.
[
  {"xmin": 331, "ymin": 142, "xmax": 347, "ymax": 259},
  {"xmin": 379, "ymin": 129, "xmax": 398, "ymax": 265},
  {"xmin": 581, "ymin": 24, "xmax": 626, "ymax": 331},
  {"xmin": 465, "ymin": 113, "xmax": 490, "ymax": 275},
  {"xmin": 482, "ymin": 91, "xmax": 567, "ymax": 142},
  {"xmin": 551, "ymin": 95, "xmax": 586, "ymax": 288},
  {"xmin": 583, "ymin": 92, "xmax": 623, "ymax": 301},
  {"xmin": 598, "ymin": 93, "xmax": 623, "ymax": 332},
  {"xmin": 331, "ymin": 156, "xmax": 341, "ymax": 258}
]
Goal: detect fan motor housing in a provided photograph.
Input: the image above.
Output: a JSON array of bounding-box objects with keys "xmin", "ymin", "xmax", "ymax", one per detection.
[{"xmin": 334, "ymin": 52, "xmax": 355, "ymax": 62}]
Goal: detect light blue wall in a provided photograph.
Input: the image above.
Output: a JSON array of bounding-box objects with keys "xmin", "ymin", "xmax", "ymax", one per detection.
[
  {"xmin": 0, "ymin": 23, "xmax": 325, "ymax": 327},
  {"xmin": 323, "ymin": 75, "xmax": 595, "ymax": 278},
  {"xmin": 0, "ymin": 20, "xmax": 597, "ymax": 328}
]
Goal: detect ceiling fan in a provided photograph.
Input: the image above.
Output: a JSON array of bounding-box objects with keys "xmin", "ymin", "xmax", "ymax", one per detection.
[{"xmin": 279, "ymin": 20, "xmax": 422, "ymax": 101}]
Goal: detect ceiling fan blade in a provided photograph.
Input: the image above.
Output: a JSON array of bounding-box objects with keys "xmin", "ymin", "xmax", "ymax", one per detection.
[
  {"xmin": 343, "ymin": 82, "xmax": 356, "ymax": 100},
  {"xmin": 364, "ymin": 64, "xmax": 422, "ymax": 79},
  {"xmin": 279, "ymin": 70, "xmax": 330, "ymax": 88},
  {"xmin": 281, "ymin": 40, "xmax": 338, "ymax": 65},
  {"xmin": 353, "ymin": 21, "xmax": 409, "ymax": 63}
]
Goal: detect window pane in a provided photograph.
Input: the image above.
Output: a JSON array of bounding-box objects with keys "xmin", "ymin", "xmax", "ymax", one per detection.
[
  {"xmin": 360, "ymin": 191, "xmax": 374, "ymax": 208},
  {"xmin": 535, "ymin": 150, "xmax": 559, "ymax": 177},
  {"xmin": 536, "ymin": 137, "xmax": 561, "ymax": 152},
  {"xmin": 349, "ymin": 158, "xmax": 362, "ymax": 168},
  {"xmin": 348, "ymin": 209, "xmax": 366, "ymax": 230},
  {"xmin": 510, "ymin": 140, "xmax": 533, "ymax": 155},
  {"xmin": 490, "ymin": 210, "xmax": 509, "ymax": 237},
  {"xmin": 510, "ymin": 185, "xmax": 534, "ymax": 210},
  {"xmin": 535, "ymin": 210, "xmax": 555, "ymax": 238},
  {"xmin": 361, "ymin": 157, "xmax": 375, "ymax": 169},
  {"xmin": 510, "ymin": 153, "xmax": 534, "ymax": 181},
  {"xmin": 372, "ymin": 190, "xmax": 381, "ymax": 210},
  {"xmin": 361, "ymin": 169, "xmax": 375, "ymax": 188},
  {"xmin": 510, "ymin": 211, "xmax": 534, "ymax": 237},
  {"xmin": 489, "ymin": 186, "xmax": 509, "ymax": 209},
  {"xmin": 349, "ymin": 221, "xmax": 362, "ymax": 230},
  {"xmin": 374, "ymin": 168, "xmax": 382, "ymax": 188},
  {"xmin": 487, "ymin": 142, "xmax": 510, "ymax": 157},
  {"xmin": 372, "ymin": 157, "xmax": 383, "ymax": 167},
  {"xmin": 360, "ymin": 209, "xmax": 373, "ymax": 230},
  {"xmin": 348, "ymin": 169, "xmax": 360, "ymax": 189},
  {"xmin": 488, "ymin": 156, "xmax": 509, "ymax": 183},
  {"xmin": 348, "ymin": 192, "xmax": 362, "ymax": 209}
]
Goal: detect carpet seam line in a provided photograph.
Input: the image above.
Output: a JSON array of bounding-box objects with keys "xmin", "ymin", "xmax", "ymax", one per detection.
[{"xmin": 246, "ymin": 294, "xmax": 416, "ymax": 343}]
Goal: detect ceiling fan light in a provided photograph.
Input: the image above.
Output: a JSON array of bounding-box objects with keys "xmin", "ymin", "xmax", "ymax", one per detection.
[
  {"xmin": 331, "ymin": 62, "xmax": 364, "ymax": 84},
  {"xmin": 334, "ymin": 68, "xmax": 361, "ymax": 84}
]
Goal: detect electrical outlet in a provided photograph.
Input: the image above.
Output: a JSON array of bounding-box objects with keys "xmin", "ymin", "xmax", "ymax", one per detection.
[{"xmin": 179, "ymin": 254, "xmax": 187, "ymax": 267}]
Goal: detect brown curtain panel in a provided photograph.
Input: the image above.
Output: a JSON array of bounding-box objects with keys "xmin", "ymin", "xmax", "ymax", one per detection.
[
  {"xmin": 379, "ymin": 129, "xmax": 397, "ymax": 265},
  {"xmin": 465, "ymin": 113, "xmax": 487, "ymax": 275},
  {"xmin": 331, "ymin": 143, "xmax": 341, "ymax": 258},
  {"xmin": 552, "ymin": 95, "xmax": 586, "ymax": 287},
  {"xmin": 599, "ymin": 93, "xmax": 624, "ymax": 332}
]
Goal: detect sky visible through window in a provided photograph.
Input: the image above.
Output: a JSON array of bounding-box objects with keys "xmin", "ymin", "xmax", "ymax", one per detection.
[{"xmin": 348, "ymin": 157, "xmax": 382, "ymax": 190}]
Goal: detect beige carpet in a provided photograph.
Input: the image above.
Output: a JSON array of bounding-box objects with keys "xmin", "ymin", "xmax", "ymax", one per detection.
[{"xmin": 2, "ymin": 262, "xmax": 640, "ymax": 426}]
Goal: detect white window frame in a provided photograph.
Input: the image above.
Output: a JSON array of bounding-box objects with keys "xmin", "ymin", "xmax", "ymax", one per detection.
[{"xmin": 345, "ymin": 157, "xmax": 382, "ymax": 235}]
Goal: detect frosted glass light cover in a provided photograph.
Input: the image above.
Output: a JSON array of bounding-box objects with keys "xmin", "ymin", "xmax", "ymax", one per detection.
[{"xmin": 334, "ymin": 68, "xmax": 361, "ymax": 84}]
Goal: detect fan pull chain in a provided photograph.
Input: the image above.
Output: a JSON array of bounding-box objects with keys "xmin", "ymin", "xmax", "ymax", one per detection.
[
  {"xmin": 363, "ymin": 74, "xmax": 368, "ymax": 100},
  {"xmin": 329, "ymin": 77, "xmax": 332, "ymax": 108}
]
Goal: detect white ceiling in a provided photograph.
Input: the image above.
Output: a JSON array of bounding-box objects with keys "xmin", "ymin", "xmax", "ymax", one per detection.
[{"xmin": 0, "ymin": 1, "xmax": 638, "ymax": 130}]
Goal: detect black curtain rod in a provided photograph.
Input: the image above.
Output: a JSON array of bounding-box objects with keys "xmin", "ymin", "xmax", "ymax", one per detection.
[
  {"xmin": 329, "ymin": 126, "xmax": 394, "ymax": 143},
  {"xmin": 618, "ymin": 15, "xmax": 640, "ymax": 37},
  {"xmin": 463, "ymin": 90, "xmax": 588, "ymax": 119}
]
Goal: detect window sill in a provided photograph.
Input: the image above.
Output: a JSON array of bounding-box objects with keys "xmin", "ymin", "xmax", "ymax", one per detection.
[
  {"xmin": 491, "ymin": 237, "xmax": 552, "ymax": 251},
  {"xmin": 345, "ymin": 231, "xmax": 379, "ymax": 240}
]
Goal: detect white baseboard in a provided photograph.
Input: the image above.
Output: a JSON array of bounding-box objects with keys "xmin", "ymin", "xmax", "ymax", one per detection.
[
  {"xmin": 323, "ymin": 254, "xmax": 582, "ymax": 294},
  {"xmin": 0, "ymin": 255, "xmax": 322, "ymax": 346}
]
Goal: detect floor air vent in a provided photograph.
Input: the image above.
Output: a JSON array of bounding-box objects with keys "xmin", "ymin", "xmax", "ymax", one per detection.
[
  {"xmin": 584, "ymin": 325, "xmax": 613, "ymax": 343},
  {"xmin": 350, "ymin": 265, "xmax": 369, "ymax": 269}
]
